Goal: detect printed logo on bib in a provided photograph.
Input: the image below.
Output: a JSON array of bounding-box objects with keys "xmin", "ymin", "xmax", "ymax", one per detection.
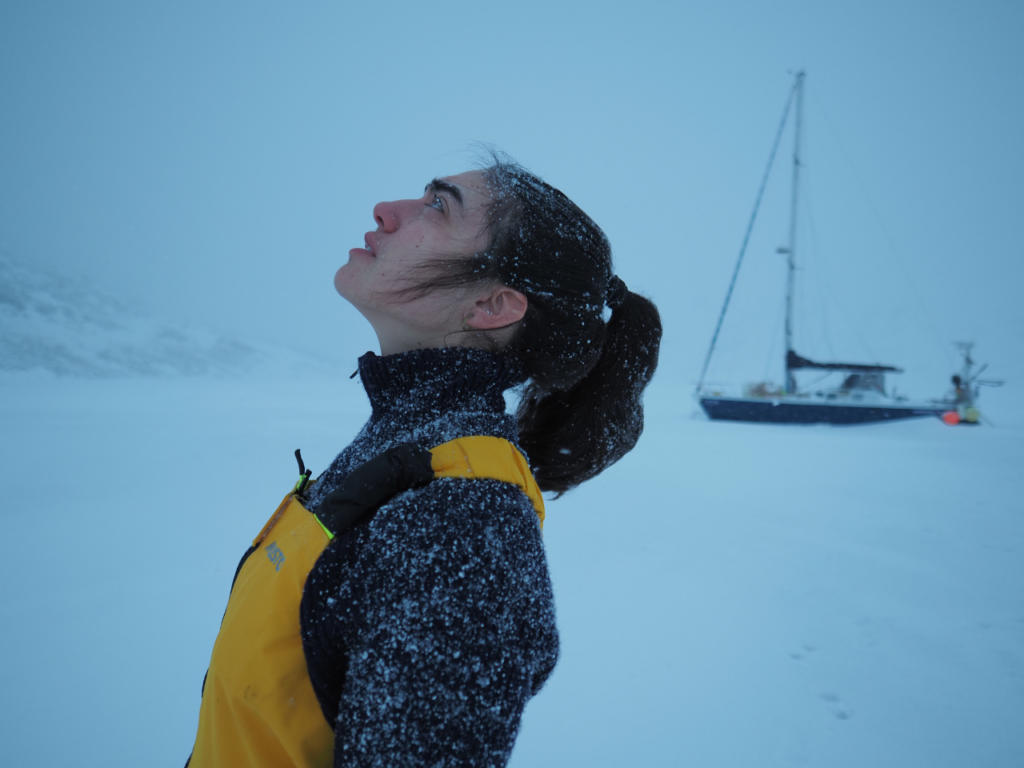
[{"xmin": 265, "ymin": 541, "xmax": 286, "ymax": 571}]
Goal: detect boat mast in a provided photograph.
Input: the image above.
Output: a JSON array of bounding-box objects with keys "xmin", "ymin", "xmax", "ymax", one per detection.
[
  {"xmin": 695, "ymin": 77, "xmax": 797, "ymax": 394},
  {"xmin": 783, "ymin": 71, "xmax": 805, "ymax": 394}
]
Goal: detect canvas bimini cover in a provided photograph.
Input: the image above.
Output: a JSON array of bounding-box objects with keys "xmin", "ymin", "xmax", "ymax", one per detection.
[{"xmin": 786, "ymin": 351, "xmax": 901, "ymax": 395}]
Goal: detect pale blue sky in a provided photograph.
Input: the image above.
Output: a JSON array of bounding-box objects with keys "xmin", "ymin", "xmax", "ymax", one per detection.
[{"xmin": 2, "ymin": 0, "xmax": 1021, "ymax": 397}]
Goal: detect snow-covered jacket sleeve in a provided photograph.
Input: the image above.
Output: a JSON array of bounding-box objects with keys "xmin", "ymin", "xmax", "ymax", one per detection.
[{"xmin": 330, "ymin": 477, "xmax": 558, "ymax": 768}]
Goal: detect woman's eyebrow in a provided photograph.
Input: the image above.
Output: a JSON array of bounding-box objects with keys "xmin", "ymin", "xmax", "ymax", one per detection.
[{"xmin": 425, "ymin": 179, "xmax": 465, "ymax": 212}]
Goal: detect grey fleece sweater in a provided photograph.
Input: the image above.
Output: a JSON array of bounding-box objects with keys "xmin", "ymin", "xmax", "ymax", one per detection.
[{"xmin": 299, "ymin": 347, "xmax": 559, "ymax": 768}]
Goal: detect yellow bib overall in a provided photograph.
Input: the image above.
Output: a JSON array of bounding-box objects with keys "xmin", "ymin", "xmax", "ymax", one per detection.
[{"xmin": 189, "ymin": 437, "xmax": 544, "ymax": 768}]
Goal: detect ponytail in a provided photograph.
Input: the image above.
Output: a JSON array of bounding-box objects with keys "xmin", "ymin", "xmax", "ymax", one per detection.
[{"xmin": 516, "ymin": 289, "xmax": 661, "ymax": 494}]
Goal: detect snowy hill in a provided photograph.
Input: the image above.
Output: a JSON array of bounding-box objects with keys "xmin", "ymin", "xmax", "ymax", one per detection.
[{"xmin": 0, "ymin": 253, "xmax": 258, "ymax": 377}]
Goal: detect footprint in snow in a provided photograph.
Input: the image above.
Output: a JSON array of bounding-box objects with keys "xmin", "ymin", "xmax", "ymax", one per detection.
[
  {"xmin": 789, "ymin": 643, "xmax": 817, "ymax": 660},
  {"xmin": 820, "ymin": 692, "xmax": 853, "ymax": 720}
]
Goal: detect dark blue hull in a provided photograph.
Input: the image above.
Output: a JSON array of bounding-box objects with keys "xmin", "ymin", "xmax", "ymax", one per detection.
[{"xmin": 700, "ymin": 397, "xmax": 945, "ymax": 425}]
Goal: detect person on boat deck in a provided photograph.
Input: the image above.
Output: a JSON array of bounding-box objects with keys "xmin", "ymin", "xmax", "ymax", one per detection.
[
  {"xmin": 952, "ymin": 374, "xmax": 967, "ymax": 404},
  {"xmin": 187, "ymin": 154, "xmax": 662, "ymax": 768}
]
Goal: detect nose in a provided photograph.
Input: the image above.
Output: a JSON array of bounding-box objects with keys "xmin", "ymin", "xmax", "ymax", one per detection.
[{"xmin": 373, "ymin": 200, "xmax": 400, "ymax": 233}]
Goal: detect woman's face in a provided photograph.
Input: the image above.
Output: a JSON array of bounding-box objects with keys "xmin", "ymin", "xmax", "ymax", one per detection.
[{"xmin": 335, "ymin": 170, "xmax": 494, "ymax": 355}]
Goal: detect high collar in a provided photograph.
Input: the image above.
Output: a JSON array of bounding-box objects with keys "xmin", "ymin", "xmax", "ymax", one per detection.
[{"xmin": 357, "ymin": 347, "xmax": 526, "ymax": 422}]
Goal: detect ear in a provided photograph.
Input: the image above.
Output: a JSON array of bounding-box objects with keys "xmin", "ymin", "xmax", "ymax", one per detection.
[{"xmin": 464, "ymin": 285, "xmax": 528, "ymax": 330}]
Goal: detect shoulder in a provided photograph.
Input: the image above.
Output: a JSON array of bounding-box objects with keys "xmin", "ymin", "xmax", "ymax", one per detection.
[
  {"xmin": 360, "ymin": 476, "xmax": 555, "ymax": 628},
  {"xmin": 375, "ymin": 476, "xmax": 541, "ymax": 553},
  {"xmin": 366, "ymin": 477, "xmax": 545, "ymax": 580}
]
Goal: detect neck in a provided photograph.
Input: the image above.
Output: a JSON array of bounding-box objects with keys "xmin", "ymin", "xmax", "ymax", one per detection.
[
  {"xmin": 374, "ymin": 327, "xmax": 495, "ymax": 357},
  {"xmin": 357, "ymin": 347, "xmax": 525, "ymax": 422},
  {"xmin": 361, "ymin": 309, "xmax": 462, "ymax": 356}
]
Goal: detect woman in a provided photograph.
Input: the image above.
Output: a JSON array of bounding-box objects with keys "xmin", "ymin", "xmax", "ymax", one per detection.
[{"xmin": 188, "ymin": 156, "xmax": 661, "ymax": 767}]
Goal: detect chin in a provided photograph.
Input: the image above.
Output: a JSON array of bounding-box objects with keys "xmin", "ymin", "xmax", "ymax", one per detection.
[
  {"xmin": 335, "ymin": 269, "xmax": 378, "ymax": 321},
  {"xmin": 334, "ymin": 264, "xmax": 359, "ymax": 299}
]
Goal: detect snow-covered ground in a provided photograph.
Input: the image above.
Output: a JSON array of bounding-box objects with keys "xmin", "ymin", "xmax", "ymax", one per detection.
[
  {"xmin": 1, "ymin": 255, "xmax": 1021, "ymax": 767},
  {"xmin": 2, "ymin": 366, "xmax": 1021, "ymax": 768}
]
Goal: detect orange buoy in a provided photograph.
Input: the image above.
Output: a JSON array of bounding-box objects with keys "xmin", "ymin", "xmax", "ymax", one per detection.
[{"xmin": 942, "ymin": 411, "xmax": 961, "ymax": 426}]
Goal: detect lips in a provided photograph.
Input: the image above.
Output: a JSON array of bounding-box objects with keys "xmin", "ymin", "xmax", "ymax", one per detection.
[{"xmin": 363, "ymin": 231, "xmax": 379, "ymax": 257}]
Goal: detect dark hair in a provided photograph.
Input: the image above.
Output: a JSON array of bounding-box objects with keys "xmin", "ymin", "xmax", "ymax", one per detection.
[{"xmin": 404, "ymin": 154, "xmax": 661, "ymax": 494}]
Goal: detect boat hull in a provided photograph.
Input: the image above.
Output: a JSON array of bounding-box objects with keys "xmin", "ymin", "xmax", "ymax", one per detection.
[{"xmin": 699, "ymin": 396, "xmax": 945, "ymax": 425}]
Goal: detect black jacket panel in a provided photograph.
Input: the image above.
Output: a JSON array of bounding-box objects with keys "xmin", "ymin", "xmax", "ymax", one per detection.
[{"xmin": 299, "ymin": 347, "xmax": 559, "ymax": 768}]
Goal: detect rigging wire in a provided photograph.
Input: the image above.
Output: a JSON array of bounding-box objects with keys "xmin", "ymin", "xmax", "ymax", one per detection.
[
  {"xmin": 762, "ymin": 297, "xmax": 788, "ymax": 383},
  {"xmin": 801, "ymin": 369, "xmax": 838, "ymax": 390},
  {"xmin": 802, "ymin": 174, "xmax": 863, "ymax": 362},
  {"xmin": 796, "ymin": 241, "xmax": 807, "ymax": 357},
  {"xmin": 808, "ymin": 89, "xmax": 955, "ymax": 370},
  {"xmin": 798, "ymin": 171, "xmax": 837, "ymax": 359},
  {"xmin": 696, "ymin": 79, "xmax": 798, "ymax": 392}
]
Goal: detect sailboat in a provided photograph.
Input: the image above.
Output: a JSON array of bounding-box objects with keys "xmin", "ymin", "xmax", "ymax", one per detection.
[{"xmin": 696, "ymin": 72, "xmax": 954, "ymax": 425}]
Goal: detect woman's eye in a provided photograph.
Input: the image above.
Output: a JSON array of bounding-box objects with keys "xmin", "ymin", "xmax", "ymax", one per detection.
[{"xmin": 428, "ymin": 194, "xmax": 445, "ymax": 213}]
